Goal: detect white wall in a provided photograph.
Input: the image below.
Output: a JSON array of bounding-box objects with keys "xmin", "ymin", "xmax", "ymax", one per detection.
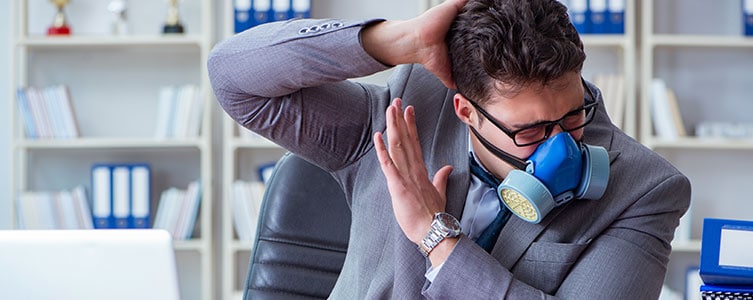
[{"xmin": 1, "ymin": 0, "xmax": 11, "ymax": 229}]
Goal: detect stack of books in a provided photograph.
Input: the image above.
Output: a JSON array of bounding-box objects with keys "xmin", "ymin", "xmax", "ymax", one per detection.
[
  {"xmin": 559, "ymin": 0, "xmax": 625, "ymax": 34},
  {"xmin": 232, "ymin": 180, "xmax": 266, "ymax": 241},
  {"xmin": 16, "ymin": 85, "xmax": 80, "ymax": 139},
  {"xmin": 593, "ymin": 73, "xmax": 625, "ymax": 130},
  {"xmin": 152, "ymin": 180, "xmax": 202, "ymax": 240},
  {"xmin": 154, "ymin": 85, "xmax": 203, "ymax": 139},
  {"xmin": 15, "ymin": 185, "xmax": 93, "ymax": 230},
  {"xmin": 698, "ymin": 218, "xmax": 753, "ymax": 299},
  {"xmin": 651, "ymin": 78, "xmax": 687, "ymax": 140},
  {"xmin": 90, "ymin": 163, "xmax": 152, "ymax": 229},
  {"xmin": 233, "ymin": 0, "xmax": 311, "ymax": 34}
]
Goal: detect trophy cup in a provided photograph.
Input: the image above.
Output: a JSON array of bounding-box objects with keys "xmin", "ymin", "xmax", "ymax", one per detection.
[
  {"xmin": 162, "ymin": 0, "xmax": 185, "ymax": 34},
  {"xmin": 108, "ymin": 0, "xmax": 128, "ymax": 35},
  {"xmin": 47, "ymin": 0, "xmax": 72, "ymax": 35}
]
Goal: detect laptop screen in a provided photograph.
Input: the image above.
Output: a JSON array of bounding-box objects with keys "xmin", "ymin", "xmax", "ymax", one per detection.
[{"xmin": 0, "ymin": 229, "xmax": 180, "ymax": 300}]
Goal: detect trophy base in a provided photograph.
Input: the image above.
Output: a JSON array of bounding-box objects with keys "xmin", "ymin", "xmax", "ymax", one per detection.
[
  {"xmin": 162, "ymin": 24, "xmax": 185, "ymax": 34},
  {"xmin": 47, "ymin": 26, "xmax": 71, "ymax": 36}
]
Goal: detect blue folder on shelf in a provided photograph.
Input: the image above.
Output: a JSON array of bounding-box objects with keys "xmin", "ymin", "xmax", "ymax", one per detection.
[
  {"xmin": 589, "ymin": 0, "xmax": 607, "ymax": 34},
  {"xmin": 744, "ymin": 0, "xmax": 753, "ymax": 36},
  {"xmin": 90, "ymin": 163, "xmax": 152, "ymax": 229},
  {"xmin": 568, "ymin": 0, "xmax": 591, "ymax": 34},
  {"xmin": 607, "ymin": 0, "xmax": 625, "ymax": 34}
]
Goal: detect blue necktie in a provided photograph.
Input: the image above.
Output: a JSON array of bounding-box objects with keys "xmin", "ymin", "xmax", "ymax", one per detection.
[{"xmin": 469, "ymin": 156, "xmax": 512, "ymax": 253}]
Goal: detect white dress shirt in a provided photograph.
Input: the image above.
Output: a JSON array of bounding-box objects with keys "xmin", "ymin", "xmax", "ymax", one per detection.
[{"xmin": 425, "ymin": 139, "xmax": 502, "ymax": 282}]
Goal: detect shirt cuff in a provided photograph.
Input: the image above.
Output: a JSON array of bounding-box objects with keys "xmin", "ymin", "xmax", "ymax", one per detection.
[{"xmin": 424, "ymin": 263, "xmax": 444, "ymax": 282}]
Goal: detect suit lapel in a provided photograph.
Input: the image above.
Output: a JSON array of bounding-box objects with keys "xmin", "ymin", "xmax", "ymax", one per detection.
[{"xmin": 424, "ymin": 89, "xmax": 469, "ymax": 220}]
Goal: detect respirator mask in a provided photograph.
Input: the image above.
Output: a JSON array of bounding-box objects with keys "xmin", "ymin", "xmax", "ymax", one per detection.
[
  {"xmin": 496, "ymin": 132, "xmax": 609, "ymax": 223},
  {"xmin": 469, "ymin": 117, "xmax": 610, "ymax": 224}
]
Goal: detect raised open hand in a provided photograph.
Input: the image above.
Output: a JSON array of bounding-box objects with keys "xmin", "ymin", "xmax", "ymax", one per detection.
[{"xmin": 373, "ymin": 98, "xmax": 454, "ymax": 245}]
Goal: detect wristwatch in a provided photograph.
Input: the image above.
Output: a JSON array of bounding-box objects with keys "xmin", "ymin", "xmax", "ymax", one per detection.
[{"xmin": 418, "ymin": 212, "xmax": 461, "ymax": 257}]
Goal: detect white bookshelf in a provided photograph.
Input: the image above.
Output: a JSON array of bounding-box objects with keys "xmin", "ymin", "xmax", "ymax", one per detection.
[
  {"xmin": 9, "ymin": 1, "xmax": 214, "ymax": 300},
  {"xmin": 640, "ymin": 0, "xmax": 753, "ymax": 298}
]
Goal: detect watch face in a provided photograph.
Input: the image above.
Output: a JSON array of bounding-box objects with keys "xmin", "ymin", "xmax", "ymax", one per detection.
[{"xmin": 436, "ymin": 213, "xmax": 460, "ymax": 233}]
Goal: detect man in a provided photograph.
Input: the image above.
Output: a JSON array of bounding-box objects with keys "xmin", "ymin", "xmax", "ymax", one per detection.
[{"xmin": 209, "ymin": 0, "xmax": 691, "ymax": 298}]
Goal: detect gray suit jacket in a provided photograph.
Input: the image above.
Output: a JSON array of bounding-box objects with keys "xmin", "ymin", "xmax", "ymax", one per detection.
[{"xmin": 209, "ymin": 18, "xmax": 691, "ymax": 299}]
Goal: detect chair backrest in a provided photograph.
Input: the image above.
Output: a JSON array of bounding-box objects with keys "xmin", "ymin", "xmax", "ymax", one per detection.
[{"xmin": 244, "ymin": 153, "xmax": 352, "ymax": 300}]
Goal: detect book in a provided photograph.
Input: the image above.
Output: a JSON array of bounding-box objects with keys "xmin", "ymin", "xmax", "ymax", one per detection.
[
  {"xmin": 665, "ymin": 87, "xmax": 687, "ymax": 137},
  {"xmin": 292, "ymin": 0, "xmax": 311, "ymax": 19},
  {"xmin": 53, "ymin": 85, "xmax": 80, "ymax": 138},
  {"xmin": 155, "ymin": 86, "xmax": 177, "ymax": 139},
  {"xmin": 25, "ymin": 87, "xmax": 53, "ymax": 139},
  {"xmin": 112, "ymin": 166, "xmax": 131, "ymax": 229},
  {"xmin": 15, "ymin": 186, "xmax": 94, "ymax": 230},
  {"xmin": 153, "ymin": 180, "xmax": 202, "ymax": 240},
  {"xmin": 234, "ymin": 0, "xmax": 253, "ymax": 33},
  {"xmin": 90, "ymin": 163, "xmax": 152, "ymax": 229},
  {"xmin": 569, "ymin": 0, "xmax": 591, "ymax": 34},
  {"xmin": 651, "ymin": 78, "xmax": 679, "ymax": 140},
  {"xmin": 273, "ymin": 0, "xmax": 293, "ymax": 21},
  {"xmin": 176, "ymin": 180, "xmax": 202, "ymax": 240},
  {"xmin": 589, "ymin": 0, "xmax": 608, "ymax": 34},
  {"xmin": 744, "ymin": 0, "xmax": 753, "ymax": 36},
  {"xmin": 17, "ymin": 85, "xmax": 80, "ymax": 139},
  {"xmin": 232, "ymin": 180, "xmax": 266, "ymax": 241},
  {"xmin": 593, "ymin": 74, "xmax": 625, "ymax": 129},
  {"xmin": 16, "ymin": 88, "xmax": 38, "ymax": 139},
  {"xmin": 607, "ymin": 0, "xmax": 625, "ymax": 34},
  {"xmin": 154, "ymin": 85, "xmax": 202, "ymax": 139},
  {"xmin": 253, "ymin": 0, "xmax": 273, "ymax": 28},
  {"xmin": 91, "ymin": 165, "xmax": 113, "ymax": 229},
  {"xmin": 130, "ymin": 165, "xmax": 151, "ymax": 228}
]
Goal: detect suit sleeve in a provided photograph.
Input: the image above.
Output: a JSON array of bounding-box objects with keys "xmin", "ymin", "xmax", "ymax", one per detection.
[
  {"xmin": 424, "ymin": 173, "xmax": 691, "ymax": 299},
  {"xmin": 207, "ymin": 19, "xmax": 391, "ymax": 171}
]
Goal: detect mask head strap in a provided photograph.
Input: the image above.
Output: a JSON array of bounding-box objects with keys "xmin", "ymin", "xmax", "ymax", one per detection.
[{"xmin": 469, "ymin": 126, "xmax": 528, "ymax": 170}]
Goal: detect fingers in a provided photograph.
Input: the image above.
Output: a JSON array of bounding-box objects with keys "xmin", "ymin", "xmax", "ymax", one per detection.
[
  {"xmin": 385, "ymin": 99, "xmax": 410, "ymax": 169},
  {"xmin": 385, "ymin": 99, "xmax": 425, "ymax": 174},
  {"xmin": 374, "ymin": 131, "xmax": 397, "ymax": 178},
  {"xmin": 432, "ymin": 165, "xmax": 454, "ymax": 201},
  {"xmin": 403, "ymin": 105, "xmax": 425, "ymax": 164}
]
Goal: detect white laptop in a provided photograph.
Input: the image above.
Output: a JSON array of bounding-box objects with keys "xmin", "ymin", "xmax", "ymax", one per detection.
[{"xmin": 0, "ymin": 229, "xmax": 180, "ymax": 300}]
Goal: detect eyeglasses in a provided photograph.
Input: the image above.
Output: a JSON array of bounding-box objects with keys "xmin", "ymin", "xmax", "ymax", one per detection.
[{"xmin": 467, "ymin": 78, "xmax": 598, "ymax": 147}]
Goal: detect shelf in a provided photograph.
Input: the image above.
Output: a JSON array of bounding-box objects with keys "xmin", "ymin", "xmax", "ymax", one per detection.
[
  {"xmin": 650, "ymin": 35, "xmax": 753, "ymax": 48},
  {"xmin": 15, "ymin": 137, "xmax": 207, "ymax": 150},
  {"xmin": 174, "ymin": 239, "xmax": 210, "ymax": 252},
  {"xmin": 648, "ymin": 136, "xmax": 753, "ymax": 150},
  {"xmin": 671, "ymin": 239, "xmax": 702, "ymax": 252},
  {"xmin": 230, "ymin": 240, "xmax": 254, "ymax": 252},
  {"xmin": 17, "ymin": 35, "xmax": 205, "ymax": 48},
  {"xmin": 581, "ymin": 35, "xmax": 631, "ymax": 47},
  {"xmin": 231, "ymin": 138, "xmax": 282, "ymax": 149}
]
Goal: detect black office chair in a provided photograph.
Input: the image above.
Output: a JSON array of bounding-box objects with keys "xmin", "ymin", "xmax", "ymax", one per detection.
[{"xmin": 243, "ymin": 153, "xmax": 352, "ymax": 300}]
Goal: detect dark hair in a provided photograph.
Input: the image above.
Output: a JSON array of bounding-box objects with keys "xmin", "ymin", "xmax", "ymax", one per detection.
[{"xmin": 448, "ymin": 0, "xmax": 586, "ymax": 105}]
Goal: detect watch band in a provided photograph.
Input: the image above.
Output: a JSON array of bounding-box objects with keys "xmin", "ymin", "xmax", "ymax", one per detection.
[{"xmin": 418, "ymin": 212, "xmax": 460, "ymax": 257}]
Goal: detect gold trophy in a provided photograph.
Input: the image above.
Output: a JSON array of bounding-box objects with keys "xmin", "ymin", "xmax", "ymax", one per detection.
[
  {"xmin": 48, "ymin": 0, "xmax": 72, "ymax": 35},
  {"xmin": 162, "ymin": 0, "xmax": 185, "ymax": 34}
]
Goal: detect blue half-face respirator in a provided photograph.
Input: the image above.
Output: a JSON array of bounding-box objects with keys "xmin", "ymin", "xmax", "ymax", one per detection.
[
  {"xmin": 497, "ymin": 132, "xmax": 609, "ymax": 223},
  {"xmin": 470, "ymin": 126, "xmax": 610, "ymax": 224}
]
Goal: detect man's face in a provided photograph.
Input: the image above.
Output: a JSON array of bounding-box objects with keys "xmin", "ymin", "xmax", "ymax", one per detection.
[{"xmin": 455, "ymin": 72, "xmax": 588, "ymax": 179}]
